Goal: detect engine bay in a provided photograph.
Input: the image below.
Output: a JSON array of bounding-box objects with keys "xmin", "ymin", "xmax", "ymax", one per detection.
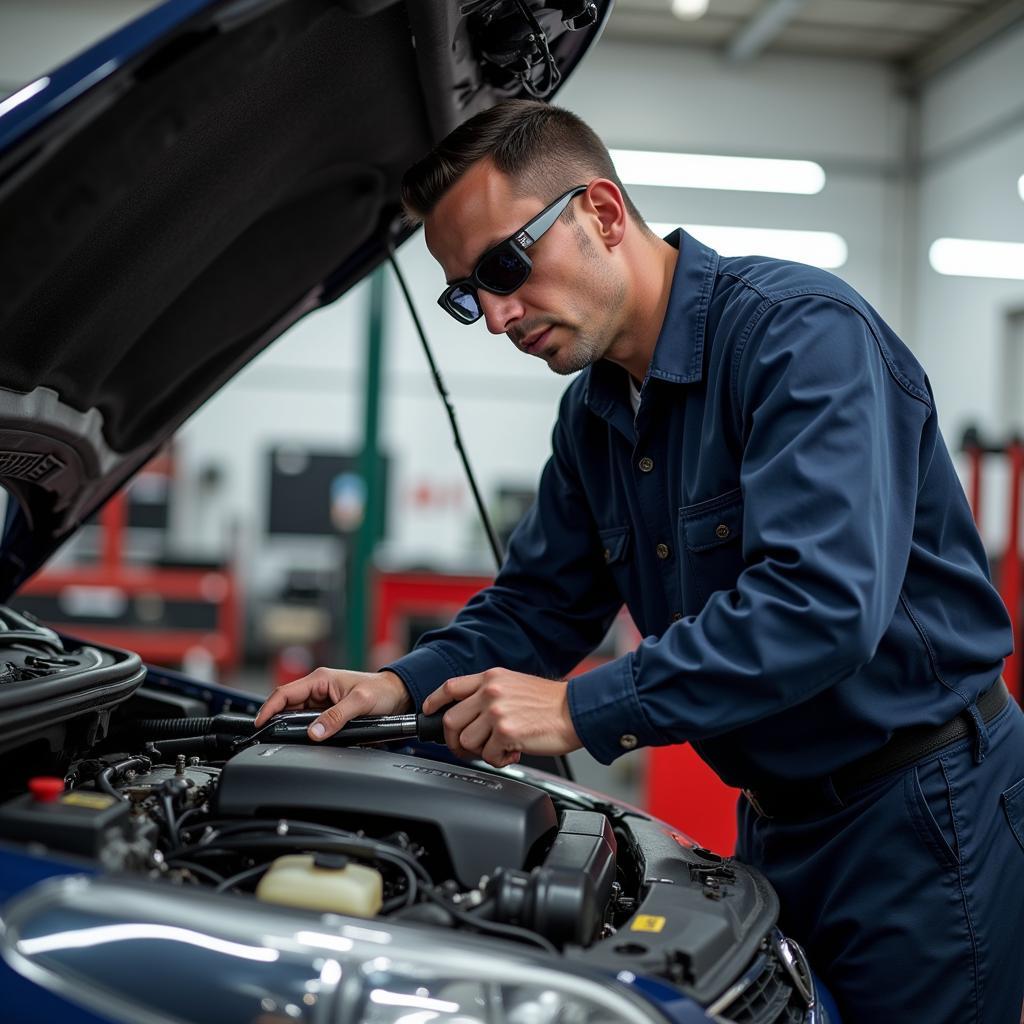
[{"xmin": 0, "ymin": 613, "xmax": 815, "ymax": 1020}]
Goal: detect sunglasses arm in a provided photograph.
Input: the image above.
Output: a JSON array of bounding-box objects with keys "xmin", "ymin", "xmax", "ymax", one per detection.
[{"xmin": 517, "ymin": 185, "xmax": 588, "ymax": 249}]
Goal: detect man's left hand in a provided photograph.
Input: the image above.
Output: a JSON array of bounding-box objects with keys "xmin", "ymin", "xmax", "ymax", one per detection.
[{"xmin": 422, "ymin": 668, "xmax": 583, "ymax": 768}]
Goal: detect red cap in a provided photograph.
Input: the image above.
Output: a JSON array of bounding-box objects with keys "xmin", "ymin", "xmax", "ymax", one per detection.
[{"xmin": 28, "ymin": 777, "xmax": 65, "ymax": 803}]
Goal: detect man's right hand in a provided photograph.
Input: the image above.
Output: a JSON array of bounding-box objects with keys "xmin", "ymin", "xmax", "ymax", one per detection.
[{"xmin": 253, "ymin": 668, "xmax": 413, "ymax": 741}]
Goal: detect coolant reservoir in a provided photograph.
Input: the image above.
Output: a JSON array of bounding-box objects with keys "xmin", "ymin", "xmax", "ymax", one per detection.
[{"xmin": 255, "ymin": 853, "xmax": 383, "ymax": 917}]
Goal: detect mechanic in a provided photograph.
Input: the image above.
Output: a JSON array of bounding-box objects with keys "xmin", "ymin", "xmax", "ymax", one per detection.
[{"xmin": 256, "ymin": 100, "xmax": 1024, "ymax": 1021}]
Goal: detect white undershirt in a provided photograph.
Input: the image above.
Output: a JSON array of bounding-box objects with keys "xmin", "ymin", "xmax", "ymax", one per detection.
[{"xmin": 629, "ymin": 376, "xmax": 642, "ymax": 417}]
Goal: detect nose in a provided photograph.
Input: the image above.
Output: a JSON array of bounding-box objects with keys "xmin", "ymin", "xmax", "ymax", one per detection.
[{"xmin": 478, "ymin": 289, "xmax": 524, "ymax": 335}]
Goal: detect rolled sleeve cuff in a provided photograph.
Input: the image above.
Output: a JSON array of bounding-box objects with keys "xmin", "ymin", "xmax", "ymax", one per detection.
[
  {"xmin": 380, "ymin": 645, "xmax": 464, "ymax": 712},
  {"xmin": 568, "ymin": 654, "xmax": 662, "ymax": 765}
]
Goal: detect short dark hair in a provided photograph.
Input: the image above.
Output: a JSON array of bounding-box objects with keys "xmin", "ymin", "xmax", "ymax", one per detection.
[{"xmin": 401, "ymin": 99, "xmax": 650, "ymax": 233}]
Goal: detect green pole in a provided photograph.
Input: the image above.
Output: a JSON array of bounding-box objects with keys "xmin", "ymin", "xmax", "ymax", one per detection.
[{"xmin": 346, "ymin": 267, "xmax": 386, "ymax": 670}]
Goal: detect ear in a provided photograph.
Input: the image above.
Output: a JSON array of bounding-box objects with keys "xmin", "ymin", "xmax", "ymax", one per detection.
[{"xmin": 581, "ymin": 179, "xmax": 627, "ymax": 250}]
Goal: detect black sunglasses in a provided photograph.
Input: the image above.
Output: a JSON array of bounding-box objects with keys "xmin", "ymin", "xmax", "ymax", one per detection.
[{"xmin": 438, "ymin": 185, "xmax": 588, "ymax": 325}]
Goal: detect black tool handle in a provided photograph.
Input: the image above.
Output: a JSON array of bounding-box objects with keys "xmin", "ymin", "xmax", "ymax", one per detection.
[
  {"xmin": 263, "ymin": 711, "xmax": 418, "ymax": 745},
  {"xmin": 259, "ymin": 708, "xmax": 455, "ymax": 746},
  {"xmin": 326, "ymin": 718, "xmax": 417, "ymax": 744},
  {"xmin": 416, "ymin": 704, "xmax": 454, "ymax": 744}
]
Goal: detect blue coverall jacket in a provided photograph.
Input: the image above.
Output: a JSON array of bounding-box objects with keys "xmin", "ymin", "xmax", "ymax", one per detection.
[
  {"xmin": 387, "ymin": 229, "xmax": 1024, "ymax": 1020},
  {"xmin": 387, "ymin": 228, "xmax": 1012, "ymax": 789}
]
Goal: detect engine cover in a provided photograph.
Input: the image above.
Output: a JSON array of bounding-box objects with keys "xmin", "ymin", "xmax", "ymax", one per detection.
[{"xmin": 216, "ymin": 744, "xmax": 559, "ymax": 886}]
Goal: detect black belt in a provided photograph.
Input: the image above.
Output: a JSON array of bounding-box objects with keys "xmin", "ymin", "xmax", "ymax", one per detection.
[{"xmin": 743, "ymin": 678, "xmax": 1010, "ymax": 820}]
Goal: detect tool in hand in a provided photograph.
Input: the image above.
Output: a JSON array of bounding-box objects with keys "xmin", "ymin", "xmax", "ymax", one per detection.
[{"xmin": 248, "ymin": 707, "xmax": 453, "ymax": 747}]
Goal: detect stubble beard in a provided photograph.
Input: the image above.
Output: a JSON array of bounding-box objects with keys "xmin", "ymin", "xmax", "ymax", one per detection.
[
  {"xmin": 546, "ymin": 328, "xmax": 604, "ymax": 376},
  {"xmin": 546, "ymin": 274, "xmax": 626, "ymax": 377},
  {"xmin": 535, "ymin": 217, "xmax": 627, "ymax": 376}
]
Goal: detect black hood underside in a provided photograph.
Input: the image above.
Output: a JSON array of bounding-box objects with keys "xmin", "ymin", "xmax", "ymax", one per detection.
[{"xmin": 0, "ymin": 0, "xmax": 609, "ymax": 596}]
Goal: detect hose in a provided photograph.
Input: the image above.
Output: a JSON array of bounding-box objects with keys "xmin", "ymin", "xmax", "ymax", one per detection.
[
  {"xmin": 97, "ymin": 756, "xmax": 151, "ymax": 802},
  {"xmin": 128, "ymin": 715, "xmax": 254, "ymax": 738}
]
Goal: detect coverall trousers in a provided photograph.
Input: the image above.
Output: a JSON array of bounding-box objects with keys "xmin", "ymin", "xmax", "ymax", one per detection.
[{"xmin": 736, "ymin": 696, "xmax": 1024, "ymax": 1023}]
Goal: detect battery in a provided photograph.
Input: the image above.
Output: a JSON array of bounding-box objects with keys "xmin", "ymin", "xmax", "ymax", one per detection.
[{"xmin": 0, "ymin": 777, "xmax": 130, "ymax": 858}]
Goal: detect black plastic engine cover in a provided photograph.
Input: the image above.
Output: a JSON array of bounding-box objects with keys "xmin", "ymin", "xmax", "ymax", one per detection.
[{"xmin": 216, "ymin": 744, "xmax": 559, "ymax": 886}]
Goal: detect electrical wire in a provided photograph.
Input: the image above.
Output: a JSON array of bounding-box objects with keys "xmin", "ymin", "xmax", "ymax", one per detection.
[
  {"xmin": 382, "ymin": 891, "xmax": 411, "ymax": 913},
  {"xmin": 511, "ymin": 0, "xmax": 561, "ymax": 98},
  {"xmin": 386, "ymin": 244, "xmax": 505, "ymax": 573},
  {"xmin": 419, "ymin": 888, "xmax": 558, "ymax": 953},
  {"xmin": 175, "ymin": 805, "xmax": 210, "ymax": 832},
  {"xmin": 178, "ymin": 818, "xmax": 359, "ymax": 848},
  {"xmin": 215, "ymin": 863, "xmax": 272, "ymax": 893},
  {"xmin": 166, "ymin": 834, "xmax": 424, "ymax": 905},
  {"xmin": 166, "ymin": 860, "xmax": 226, "ymax": 885},
  {"xmin": 96, "ymin": 756, "xmax": 151, "ymax": 802},
  {"xmin": 168, "ymin": 818, "xmax": 554, "ymax": 949},
  {"xmin": 175, "ymin": 819, "xmax": 426, "ymax": 907},
  {"xmin": 159, "ymin": 792, "xmax": 181, "ymax": 848}
]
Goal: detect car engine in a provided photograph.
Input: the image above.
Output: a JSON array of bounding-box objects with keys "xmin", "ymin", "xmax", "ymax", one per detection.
[{"xmin": 0, "ymin": 615, "xmax": 817, "ymax": 1023}]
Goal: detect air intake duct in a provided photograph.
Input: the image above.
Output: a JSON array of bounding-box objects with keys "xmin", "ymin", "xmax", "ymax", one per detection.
[{"xmin": 485, "ymin": 809, "xmax": 616, "ymax": 947}]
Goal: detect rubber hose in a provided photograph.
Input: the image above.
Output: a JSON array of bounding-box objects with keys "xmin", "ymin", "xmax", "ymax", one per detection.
[
  {"xmin": 129, "ymin": 717, "xmax": 214, "ymax": 736},
  {"xmin": 130, "ymin": 714, "xmax": 254, "ymax": 737}
]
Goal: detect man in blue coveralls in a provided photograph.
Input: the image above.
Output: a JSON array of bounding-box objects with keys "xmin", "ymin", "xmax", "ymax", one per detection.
[{"xmin": 256, "ymin": 101, "xmax": 1024, "ymax": 1021}]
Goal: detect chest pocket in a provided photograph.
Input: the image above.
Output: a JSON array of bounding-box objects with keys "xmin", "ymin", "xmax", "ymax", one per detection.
[{"xmin": 679, "ymin": 488, "xmax": 746, "ymax": 610}]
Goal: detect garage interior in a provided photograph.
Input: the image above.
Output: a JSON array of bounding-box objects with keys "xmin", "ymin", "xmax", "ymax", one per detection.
[{"xmin": 1, "ymin": 0, "xmax": 1022, "ymax": 854}]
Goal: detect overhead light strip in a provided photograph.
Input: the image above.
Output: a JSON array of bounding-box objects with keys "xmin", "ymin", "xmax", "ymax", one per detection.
[
  {"xmin": 929, "ymin": 238, "xmax": 1024, "ymax": 281},
  {"xmin": 649, "ymin": 223, "xmax": 848, "ymax": 269},
  {"xmin": 612, "ymin": 149, "xmax": 825, "ymax": 195}
]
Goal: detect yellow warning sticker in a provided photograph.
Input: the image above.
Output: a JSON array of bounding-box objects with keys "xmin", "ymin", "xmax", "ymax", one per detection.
[
  {"xmin": 61, "ymin": 792, "xmax": 115, "ymax": 810},
  {"xmin": 630, "ymin": 915, "xmax": 666, "ymax": 933}
]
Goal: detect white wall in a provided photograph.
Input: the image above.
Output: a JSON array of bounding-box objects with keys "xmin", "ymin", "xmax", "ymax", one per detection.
[
  {"xmin": 0, "ymin": 1, "xmax": 160, "ymax": 91},
  {"xmin": 174, "ymin": 40, "xmax": 912, "ymax": 582},
  {"xmin": 8, "ymin": 3, "xmax": 1021, "ymax": 608},
  {"xmin": 914, "ymin": 24, "xmax": 1024, "ymax": 550},
  {"xmin": 559, "ymin": 41, "xmax": 910, "ymax": 327}
]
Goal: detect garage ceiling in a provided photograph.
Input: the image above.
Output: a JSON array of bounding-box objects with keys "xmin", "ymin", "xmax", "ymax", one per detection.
[
  {"xmin": 604, "ymin": 0, "xmax": 1024, "ymax": 79},
  {"xmin": 2, "ymin": 0, "xmax": 1023, "ymax": 96}
]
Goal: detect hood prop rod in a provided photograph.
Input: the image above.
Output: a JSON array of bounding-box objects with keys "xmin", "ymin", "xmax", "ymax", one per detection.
[{"xmin": 387, "ymin": 243, "xmax": 504, "ymax": 574}]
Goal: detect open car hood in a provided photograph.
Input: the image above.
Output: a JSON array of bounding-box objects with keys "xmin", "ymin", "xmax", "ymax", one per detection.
[{"xmin": 0, "ymin": 0, "xmax": 610, "ymax": 598}]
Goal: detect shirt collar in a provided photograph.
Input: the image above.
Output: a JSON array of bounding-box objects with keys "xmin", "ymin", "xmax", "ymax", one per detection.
[{"xmin": 583, "ymin": 229, "xmax": 720, "ymax": 429}]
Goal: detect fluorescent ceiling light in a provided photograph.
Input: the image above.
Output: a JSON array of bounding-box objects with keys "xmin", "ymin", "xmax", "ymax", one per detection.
[
  {"xmin": 929, "ymin": 238, "xmax": 1024, "ymax": 281},
  {"xmin": 672, "ymin": 0, "xmax": 710, "ymax": 20},
  {"xmin": 612, "ymin": 149, "xmax": 825, "ymax": 195},
  {"xmin": 649, "ymin": 223, "xmax": 847, "ymax": 269}
]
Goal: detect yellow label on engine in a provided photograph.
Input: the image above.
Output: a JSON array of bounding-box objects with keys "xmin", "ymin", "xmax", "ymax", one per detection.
[
  {"xmin": 61, "ymin": 792, "xmax": 116, "ymax": 810},
  {"xmin": 631, "ymin": 915, "xmax": 666, "ymax": 933}
]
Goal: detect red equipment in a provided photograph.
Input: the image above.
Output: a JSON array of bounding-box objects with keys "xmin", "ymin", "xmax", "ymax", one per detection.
[
  {"xmin": 961, "ymin": 427, "xmax": 1023, "ymax": 700},
  {"xmin": 1000, "ymin": 441, "xmax": 1023, "ymax": 698},
  {"xmin": 16, "ymin": 457, "xmax": 241, "ymax": 676}
]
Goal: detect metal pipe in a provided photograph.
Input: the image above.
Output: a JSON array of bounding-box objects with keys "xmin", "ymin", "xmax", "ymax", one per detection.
[{"xmin": 726, "ymin": 0, "xmax": 809, "ymax": 63}]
